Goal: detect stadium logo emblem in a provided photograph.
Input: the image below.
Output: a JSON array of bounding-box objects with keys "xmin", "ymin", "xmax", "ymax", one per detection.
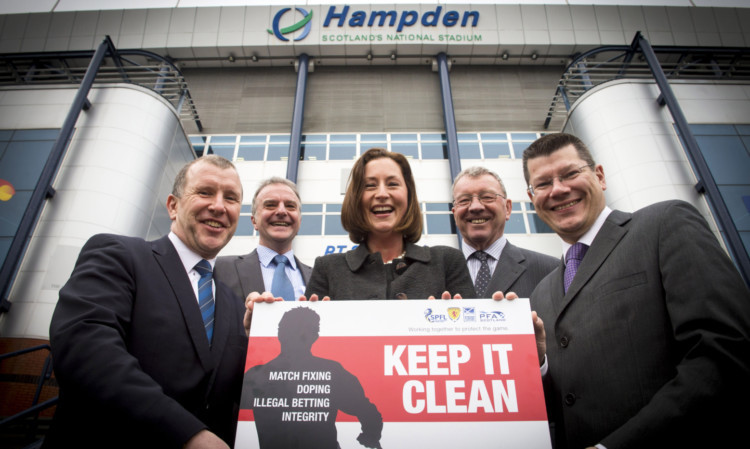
[{"xmin": 268, "ymin": 7, "xmax": 313, "ymax": 42}]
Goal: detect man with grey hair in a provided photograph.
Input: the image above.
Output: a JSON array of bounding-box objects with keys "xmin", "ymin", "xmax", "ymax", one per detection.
[
  {"xmin": 452, "ymin": 166, "xmax": 557, "ymax": 298},
  {"xmin": 216, "ymin": 177, "xmax": 311, "ymax": 302}
]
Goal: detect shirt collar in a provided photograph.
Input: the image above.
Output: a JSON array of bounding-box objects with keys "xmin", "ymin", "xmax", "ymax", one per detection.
[
  {"xmin": 257, "ymin": 244, "xmax": 297, "ymax": 270},
  {"xmin": 462, "ymin": 235, "xmax": 507, "ymax": 261},
  {"xmin": 168, "ymin": 232, "xmax": 216, "ymax": 273},
  {"xmin": 561, "ymin": 206, "xmax": 612, "ymax": 256}
]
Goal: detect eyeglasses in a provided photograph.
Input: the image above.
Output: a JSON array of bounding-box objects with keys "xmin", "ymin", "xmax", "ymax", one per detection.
[
  {"xmin": 527, "ymin": 164, "xmax": 593, "ymax": 197},
  {"xmin": 453, "ymin": 192, "xmax": 505, "ymax": 208}
]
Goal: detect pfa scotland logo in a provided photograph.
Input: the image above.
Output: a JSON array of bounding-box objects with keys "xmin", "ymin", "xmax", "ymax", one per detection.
[{"xmin": 268, "ymin": 7, "xmax": 313, "ymax": 42}]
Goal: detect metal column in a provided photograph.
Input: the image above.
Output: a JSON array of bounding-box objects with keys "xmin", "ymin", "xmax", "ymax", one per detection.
[
  {"xmin": 286, "ymin": 53, "xmax": 309, "ymax": 183},
  {"xmin": 636, "ymin": 32, "xmax": 750, "ymax": 287}
]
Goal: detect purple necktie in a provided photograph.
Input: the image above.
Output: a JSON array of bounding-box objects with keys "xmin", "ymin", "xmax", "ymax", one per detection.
[{"xmin": 564, "ymin": 243, "xmax": 588, "ymax": 293}]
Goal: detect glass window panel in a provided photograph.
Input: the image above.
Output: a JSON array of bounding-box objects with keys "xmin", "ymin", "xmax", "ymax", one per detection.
[
  {"xmin": 483, "ymin": 141, "xmax": 511, "ymax": 159},
  {"xmin": 510, "ymin": 141, "xmax": 531, "ymax": 158},
  {"xmin": 267, "ymin": 144, "xmax": 288, "ymax": 161},
  {"xmin": 361, "ymin": 134, "xmax": 387, "ymax": 142},
  {"xmin": 361, "ymin": 143, "xmax": 387, "ymax": 152},
  {"xmin": 512, "ymin": 203, "xmax": 523, "ymax": 211},
  {"xmin": 690, "ymin": 124, "xmax": 736, "ymax": 136},
  {"xmin": 391, "ymin": 143, "xmax": 418, "ymax": 159},
  {"xmin": 0, "ymin": 237, "xmax": 10, "ymax": 268},
  {"xmin": 458, "ymin": 133, "xmax": 478, "ymax": 141},
  {"xmin": 190, "ymin": 136, "xmax": 207, "ymax": 144},
  {"xmin": 237, "ymin": 144, "xmax": 265, "ymax": 161},
  {"xmin": 207, "ymin": 145, "xmax": 235, "ymax": 160},
  {"xmin": 505, "ymin": 215, "xmax": 526, "ymax": 233},
  {"xmin": 421, "ymin": 133, "xmax": 445, "ymax": 141},
  {"xmin": 324, "ymin": 215, "xmax": 347, "ymax": 235},
  {"xmin": 327, "ymin": 204, "xmax": 342, "ymax": 212},
  {"xmin": 528, "ymin": 214, "xmax": 554, "ymax": 233},
  {"xmin": 241, "ymin": 205, "xmax": 253, "ymax": 213},
  {"xmin": 210, "ymin": 135, "xmax": 236, "ymax": 144},
  {"xmin": 302, "ymin": 203, "xmax": 323, "ymax": 212},
  {"xmin": 13, "ymin": 129, "xmax": 60, "ymax": 141},
  {"xmin": 0, "ymin": 190, "xmax": 33, "ymax": 237},
  {"xmin": 458, "ymin": 141, "xmax": 481, "ymax": 159},
  {"xmin": 235, "ymin": 215, "xmax": 255, "ymax": 236},
  {"xmin": 0, "ymin": 130, "xmax": 14, "ymax": 141},
  {"xmin": 717, "ymin": 186, "xmax": 750, "ymax": 231},
  {"xmin": 425, "ymin": 203, "xmax": 453, "ymax": 212},
  {"xmin": 510, "ymin": 133, "xmax": 537, "ymax": 141},
  {"xmin": 697, "ymin": 135, "xmax": 750, "ymax": 184},
  {"xmin": 329, "ymin": 143, "xmax": 357, "ymax": 160},
  {"xmin": 302, "ymin": 134, "xmax": 327, "ymax": 142},
  {"xmin": 298, "ymin": 215, "xmax": 323, "ymax": 235},
  {"xmin": 735, "ymin": 125, "xmax": 750, "ymax": 136},
  {"xmin": 240, "ymin": 135, "xmax": 266, "ymax": 143},
  {"xmin": 480, "ymin": 133, "xmax": 507, "ymax": 140},
  {"xmin": 0, "ymin": 141, "xmax": 55, "ymax": 190},
  {"xmin": 330, "ymin": 134, "xmax": 357, "ymax": 142},
  {"xmin": 421, "ymin": 142, "xmax": 447, "ymax": 159},
  {"xmin": 0, "ymin": 141, "xmax": 7, "ymax": 159},
  {"xmin": 301, "ymin": 143, "xmax": 326, "ymax": 161},
  {"xmin": 269, "ymin": 135, "xmax": 290, "ymax": 143},
  {"xmin": 426, "ymin": 214, "xmax": 456, "ymax": 235},
  {"xmin": 391, "ymin": 134, "xmax": 418, "ymax": 142}
]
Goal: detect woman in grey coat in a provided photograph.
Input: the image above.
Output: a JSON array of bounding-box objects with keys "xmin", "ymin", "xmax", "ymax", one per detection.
[{"xmin": 305, "ymin": 147, "xmax": 476, "ymax": 300}]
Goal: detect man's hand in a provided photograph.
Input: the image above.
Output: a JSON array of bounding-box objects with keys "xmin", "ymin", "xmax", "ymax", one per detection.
[
  {"xmin": 244, "ymin": 291, "xmax": 282, "ymax": 336},
  {"xmin": 183, "ymin": 430, "xmax": 229, "ymax": 449},
  {"xmin": 300, "ymin": 294, "xmax": 331, "ymax": 301},
  {"xmin": 491, "ymin": 291, "xmax": 518, "ymax": 300},
  {"xmin": 428, "ymin": 291, "xmax": 462, "ymax": 300}
]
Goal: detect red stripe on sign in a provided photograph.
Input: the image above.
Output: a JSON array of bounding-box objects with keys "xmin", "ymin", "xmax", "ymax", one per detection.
[{"xmin": 241, "ymin": 335, "xmax": 547, "ymax": 423}]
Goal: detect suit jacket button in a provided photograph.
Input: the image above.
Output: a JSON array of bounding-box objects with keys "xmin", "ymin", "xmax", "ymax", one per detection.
[
  {"xmin": 560, "ymin": 336, "xmax": 569, "ymax": 347},
  {"xmin": 564, "ymin": 393, "xmax": 576, "ymax": 406}
]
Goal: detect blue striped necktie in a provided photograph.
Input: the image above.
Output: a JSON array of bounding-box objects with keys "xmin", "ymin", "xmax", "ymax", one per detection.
[
  {"xmin": 194, "ymin": 259, "xmax": 215, "ymax": 344},
  {"xmin": 271, "ymin": 255, "xmax": 295, "ymax": 301}
]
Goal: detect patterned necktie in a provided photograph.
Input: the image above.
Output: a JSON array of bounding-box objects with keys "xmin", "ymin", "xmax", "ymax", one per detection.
[
  {"xmin": 194, "ymin": 259, "xmax": 215, "ymax": 344},
  {"xmin": 472, "ymin": 251, "xmax": 492, "ymax": 298},
  {"xmin": 271, "ymin": 254, "xmax": 295, "ymax": 301},
  {"xmin": 564, "ymin": 242, "xmax": 588, "ymax": 294}
]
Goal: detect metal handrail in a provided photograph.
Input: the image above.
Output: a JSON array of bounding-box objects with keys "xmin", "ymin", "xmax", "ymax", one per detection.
[{"xmin": 0, "ymin": 344, "xmax": 57, "ymax": 446}]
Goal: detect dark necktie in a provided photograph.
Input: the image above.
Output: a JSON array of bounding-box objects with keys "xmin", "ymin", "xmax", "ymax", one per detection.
[
  {"xmin": 564, "ymin": 242, "xmax": 588, "ymax": 294},
  {"xmin": 194, "ymin": 259, "xmax": 215, "ymax": 344},
  {"xmin": 472, "ymin": 250, "xmax": 492, "ymax": 298},
  {"xmin": 271, "ymin": 255, "xmax": 295, "ymax": 301}
]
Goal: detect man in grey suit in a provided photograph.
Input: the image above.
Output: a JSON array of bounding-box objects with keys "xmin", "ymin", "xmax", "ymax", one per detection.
[
  {"xmin": 215, "ymin": 177, "xmax": 311, "ymax": 301},
  {"xmin": 452, "ymin": 166, "xmax": 557, "ymax": 298},
  {"xmin": 523, "ymin": 133, "xmax": 750, "ymax": 449}
]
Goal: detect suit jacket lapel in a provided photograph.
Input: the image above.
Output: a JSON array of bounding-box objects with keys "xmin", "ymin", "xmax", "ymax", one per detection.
[
  {"xmin": 151, "ymin": 236, "xmax": 214, "ymax": 371},
  {"xmin": 488, "ymin": 242, "xmax": 525, "ymax": 294},
  {"xmin": 559, "ymin": 210, "xmax": 631, "ymax": 314},
  {"xmin": 238, "ymin": 250, "xmax": 265, "ymax": 296}
]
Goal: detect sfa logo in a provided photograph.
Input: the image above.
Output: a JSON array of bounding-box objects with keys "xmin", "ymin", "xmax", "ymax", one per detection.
[
  {"xmin": 268, "ymin": 7, "xmax": 313, "ymax": 41},
  {"xmin": 269, "ymin": 5, "xmax": 479, "ymax": 41}
]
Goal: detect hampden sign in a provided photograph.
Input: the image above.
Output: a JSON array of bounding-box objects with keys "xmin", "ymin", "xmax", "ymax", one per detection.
[{"xmin": 268, "ymin": 5, "xmax": 482, "ymax": 43}]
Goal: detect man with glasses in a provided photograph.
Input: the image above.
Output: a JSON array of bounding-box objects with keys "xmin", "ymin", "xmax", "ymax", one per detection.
[
  {"xmin": 523, "ymin": 133, "xmax": 750, "ymax": 448},
  {"xmin": 452, "ymin": 166, "xmax": 557, "ymax": 298}
]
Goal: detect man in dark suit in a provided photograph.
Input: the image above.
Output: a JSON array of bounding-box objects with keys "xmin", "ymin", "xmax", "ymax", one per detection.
[
  {"xmin": 452, "ymin": 166, "xmax": 557, "ymax": 298},
  {"xmin": 216, "ymin": 177, "xmax": 311, "ymax": 301},
  {"xmin": 44, "ymin": 155, "xmax": 250, "ymax": 449},
  {"xmin": 523, "ymin": 133, "xmax": 750, "ymax": 448}
]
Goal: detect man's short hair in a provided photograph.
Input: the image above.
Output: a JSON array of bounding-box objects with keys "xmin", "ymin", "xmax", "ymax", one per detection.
[
  {"xmin": 522, "ymin": 133, "xmax": 596, "ymax": 184},
  {"xmin": 251, "ymin": 177, "xmax": 301, "ymax": 216},
  {"xmin": 171, "ymin": 155, "xmax": 239, "ymax": 198},
  {"xmin": 452, "ymin": 166, "xmax": 507, "ymax": 198}
]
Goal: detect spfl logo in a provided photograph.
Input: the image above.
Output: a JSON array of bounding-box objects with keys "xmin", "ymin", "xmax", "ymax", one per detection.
[
  {"xmin": 479, "ymin": 310, "xmax": 506, "ymax": 322},
  {"xmin": 268, "ymin": 7, "xmax": 313, "ymax": 42},
  {"xmin": 424, "ymin": 308, "xmax": 447, "ymax": 323}
]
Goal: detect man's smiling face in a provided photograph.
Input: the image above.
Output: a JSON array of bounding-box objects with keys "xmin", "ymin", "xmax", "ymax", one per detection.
[{"xmin": 252, "ymin": 183, "xmax": 301, "ymax": 254}]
